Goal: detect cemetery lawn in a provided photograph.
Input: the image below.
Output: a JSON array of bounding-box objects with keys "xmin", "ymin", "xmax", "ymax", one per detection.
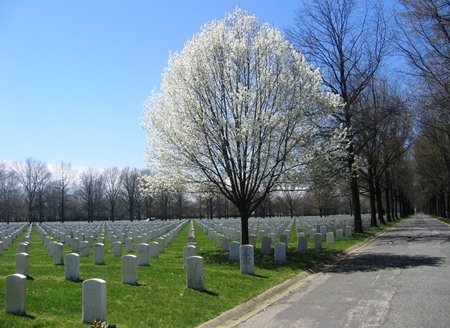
[{"xmin": 0, "ymin": 219, "xmax": 398, "ymax": 328}]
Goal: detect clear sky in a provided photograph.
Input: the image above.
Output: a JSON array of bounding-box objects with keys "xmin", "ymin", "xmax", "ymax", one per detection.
[{"xmin": 0, "ymin": 1, "xmax": 300, "ymax": 171}]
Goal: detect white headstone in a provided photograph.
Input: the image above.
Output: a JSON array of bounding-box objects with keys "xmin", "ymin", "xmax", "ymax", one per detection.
[
  {"xmin": 53, "ymin": 242, "xmax": 64, "ymax": 265},
  {"xmin": 156, "ymin": 237, "xmax": 165, "ymax": 253},
  {"xmin": 240, "ymin": 245, "xmax": 254, "ymax": 275},
  {"xmin": 49, "ymin": 241, "xmax": 56, "ymax": 257},
  {"xmin": 82, "ymin": 278, "xmax": 106, "ymax": 324},
  {"xmin": 314, "ymin": 233, "xmax": 323, "ymax": 249},
  {"xmin": 112, "ymin": 241, "xmax": 122, "ymax": 257},
  {"xmin": 183, "ymin": 245, "xmax": 197, "ymax": 268},
  {"xmin": 221, "ymin": 236, "xmax": 230, "ymax": 252},
  {"xmin": 18, "ymin": 242, "xmax": 29, "ymax": 254},
  {"xmin": 248, "ymin": 235, "xmax": 256, "ymax": 247},
  {"xmin": 149, "ymin": 242, "xmax": 159, "ymax": 258},
  {"xmin": 122, "ymin": 255, "xmax": 138, "ymax": 285},
  {"xmin": 345, "ymin": 226, "xmax": 352, "ymax": 237},
  {"xmin": 15, "ymin": 252, "xmax": 29, "ymax": 277},
  {"xmin": 280, "ymin": 234, "xmax": 288, "ymax": 248},
  {"xmin": 337, "ymin": 229, "xmax": 344, "ymax": 240},
  {"xmin": 320, "ymin": 226, "xmax": 327, "ymax": 236},
  {"xmin": 186, "ymin": 256, "xmax": 204, "ymax": 291},
  {"xmin": 298, "ymin": 236, "xmax": 308, "ymax": 254},
  {"xmin": 326, "ymin": 231, "xmax": 335, "ymax": 244},
  {"xmin": 137, "ymin": 243, "xmax": 150, "ymax": 266},
  {"xmin": 229, "ymin": 241, "xmax": 240, "ymax": 262},
  {"xmin": 261, "ymin": 236, "xmax": 272, "ymax": 255},
  {"xmin": 125, "ymin": 237, "xmax": 133, "ymax": 252},
  {"xmin": 5, "ymin": 273, "xmax": 26, "ymax": 315},
  {"xmin": 274, "ymin": 242, "xmax": 286, "ymax": 263},
  {"xmin": 80, "ymin": 241, "xmax": 89, "ymax": 257},
  {"xmin": 65, "ymin": 253, "xmax": 80, "ymax": 281},
  {"xmin": 93, "ymin": 243, "xmax": 105, "ymax": 265},
  {"xmin": 72, "ymin": 237, "xmax": 79, "ymax": 252}
]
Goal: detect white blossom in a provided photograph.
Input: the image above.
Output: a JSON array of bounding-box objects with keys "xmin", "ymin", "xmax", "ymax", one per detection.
[{"xmin": 141, "ymin": 7, "xmax": 343, "ymax": 242}]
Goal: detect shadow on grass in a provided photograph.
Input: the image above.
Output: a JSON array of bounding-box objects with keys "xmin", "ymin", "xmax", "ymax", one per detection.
[
  {"xmin": 203, "ymin": 289, "xmax": 219, "ymax": 296},
  {"xmin": 200, "ymin": 248, "xmax": 343, "ymax": 272},
  {"xmin": 7, "ymin": 313, "xmax": 36, "ymax": 319},
  {"xmin": 252, "ymin": 274, "xmax": 269, "ymax": 278},
  {"xmin": 125, "ymin": 283, "xmax": 148, "ymax": 287}
]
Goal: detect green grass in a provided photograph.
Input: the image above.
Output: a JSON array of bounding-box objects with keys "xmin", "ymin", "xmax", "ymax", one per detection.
[
  {"xmin": 433, "ymin": 215, "xmax": 450, "ymax": 225},
  {"xmin": 0, "ymin": 219, "xmax": 398, "ymax": 327}
]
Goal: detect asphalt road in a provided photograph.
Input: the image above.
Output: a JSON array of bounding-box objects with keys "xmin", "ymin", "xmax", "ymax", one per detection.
[{"xmin": 202, "ymin": 214, "xmax": 450, "ymax": 328}]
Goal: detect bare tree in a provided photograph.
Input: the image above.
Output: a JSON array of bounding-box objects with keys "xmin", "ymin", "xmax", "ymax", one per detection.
[
  {"xmin": 77, "ymin": 168, "xmax": 104, "ymax": 222},
  {"xmin": 396, "ymin": 0, "xmax": 450, "ymax": 109},
  {"xmin": 173, "ymin": 182, "xmax": 189, "ymax": 220},
  {"xmin": 287, "ymin": 0, "xmax": 389, "ymax": 232},
  {"xmin": 14, "ymin": 158, "xmax": 51, "ymax": 222},
  {"xmin": 120, "ymin": 167, "xmax": 139, "ymax": 221},
  {"xmin": 356, "ymin": 76, "xmax": 412, "ymax": 225},
  {"xmin": 53, "ymin": 162, "xmax": 75, "ymax": 222},
  {"xmin": 396, "ymin": 0, "xmax": 450, "ymax": 216},
  {"xmin": 103, "ymin": 167, "xmax": 121, "ymax": 221},
  {"xmin": 0, "ymin": 162, "xmax": 21, "ymax": 223},
  {"xmin": 278, "ymin": 185, "xmax": 303, "ymax": 218}
]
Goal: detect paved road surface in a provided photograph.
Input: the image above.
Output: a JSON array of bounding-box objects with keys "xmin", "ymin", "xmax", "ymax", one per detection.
[{"xmin": 203, "ymin": 214, "xmax": 450, "ymax": 327}]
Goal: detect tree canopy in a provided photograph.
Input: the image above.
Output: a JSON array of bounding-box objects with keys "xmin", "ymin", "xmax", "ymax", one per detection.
[{"xmin": 142, "ymin": 8, "xmax": 342, "ymax": 243}]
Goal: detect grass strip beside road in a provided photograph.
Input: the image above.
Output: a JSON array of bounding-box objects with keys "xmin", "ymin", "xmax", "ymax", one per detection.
[{"xmin": 0, "ymin": 219, "xmax": 399, "ymax": 328}]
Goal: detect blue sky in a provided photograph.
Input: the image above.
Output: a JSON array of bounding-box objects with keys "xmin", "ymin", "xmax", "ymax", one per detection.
[{"xmin": 0, "ymin": 1, "xmax": 300, "ymax": 170}]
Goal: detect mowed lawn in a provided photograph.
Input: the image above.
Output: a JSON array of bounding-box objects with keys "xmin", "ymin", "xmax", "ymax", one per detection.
[{"xmin": 0, "ymin": 219, "xmax": 391, "ymax": 327}]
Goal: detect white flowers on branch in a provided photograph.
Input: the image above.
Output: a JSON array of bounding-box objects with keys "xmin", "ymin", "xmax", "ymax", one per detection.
[{"xmin": 141, "ymin": 8, "xmax": 342, "ymax": 242}]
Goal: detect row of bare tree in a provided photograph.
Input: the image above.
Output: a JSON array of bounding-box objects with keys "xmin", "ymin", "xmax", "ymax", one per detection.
[
  {"xmin": 285, "ymin": 0, "xmax": 450, "ymax": 225},
  {"xmin": 0, "ymin": 158, "xmax": 359, "ymax": 223},
  {"xmin": 397, "ymin": 0, "xmax": 450, "ymax": 218}
]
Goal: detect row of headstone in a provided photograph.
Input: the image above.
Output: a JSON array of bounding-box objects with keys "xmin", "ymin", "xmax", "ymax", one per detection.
[
  {"xmin": 197, "ymin": 221, "xmax": 287, "ymax": 264},
  {"xmin": 198, "ymin": 217, "xmax": 294, "ymax": 244},
  {"xmin": 35, "ymin": 220, "xmax": 188, "ymax": 269},
  {"xmin": 0, "ymin": 222, "xmax": 28, "ymax": 252},
  {"xmin": 296, "ymin": 216, "xmax": 360, "ymax": 237},
  {"xmin": 184, "ymin": 245, "xmax": 255, "ymax": 292},
  {"xmin": 5, "ymin": 272, "xmax": 106, "ymax": 324}
]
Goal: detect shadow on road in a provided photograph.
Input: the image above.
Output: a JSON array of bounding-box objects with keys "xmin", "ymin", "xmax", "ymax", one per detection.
[{"xmin": 325, "ymin": 252, "xmax": 446, "ymax": 274}]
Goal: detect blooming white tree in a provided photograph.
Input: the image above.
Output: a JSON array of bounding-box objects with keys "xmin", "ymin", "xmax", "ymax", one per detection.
[{"xmin": 142, "ymin": 8, "xmax": 342, "ymax": 244}]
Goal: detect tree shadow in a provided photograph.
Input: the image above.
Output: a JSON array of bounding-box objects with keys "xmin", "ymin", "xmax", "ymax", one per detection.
[
  {"xmin": 325, "ymin": 252, "xmax": 446, "ymax": 274},
  {"xmin": 200, "ymin": 248, "xmax": 343, "ymax": 272}
]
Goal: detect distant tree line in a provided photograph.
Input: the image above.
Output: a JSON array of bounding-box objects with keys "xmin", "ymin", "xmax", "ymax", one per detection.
[{"xmin": 0, "ymin": 158, "xmax": 366, "ymax": 223}]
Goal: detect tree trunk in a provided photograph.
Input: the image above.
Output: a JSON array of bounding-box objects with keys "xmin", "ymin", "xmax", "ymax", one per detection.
[
  {"xmin": 240, "ymin": 215, "xmax": 249, "ymax": 245},
  {"xmin": 385, "ymin": 185, "xmax": 392, "ymax": 222},
  {"xmin": 375, "ymin": 179, "xmax": 386, "ymax": 225},
  {"xmin": 368, "ymin": 167, "xmax": 378, "ymax": 227},
  {"xmin": 351, "ymin": 174, "xmax": 364, "ymax": 233}
]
